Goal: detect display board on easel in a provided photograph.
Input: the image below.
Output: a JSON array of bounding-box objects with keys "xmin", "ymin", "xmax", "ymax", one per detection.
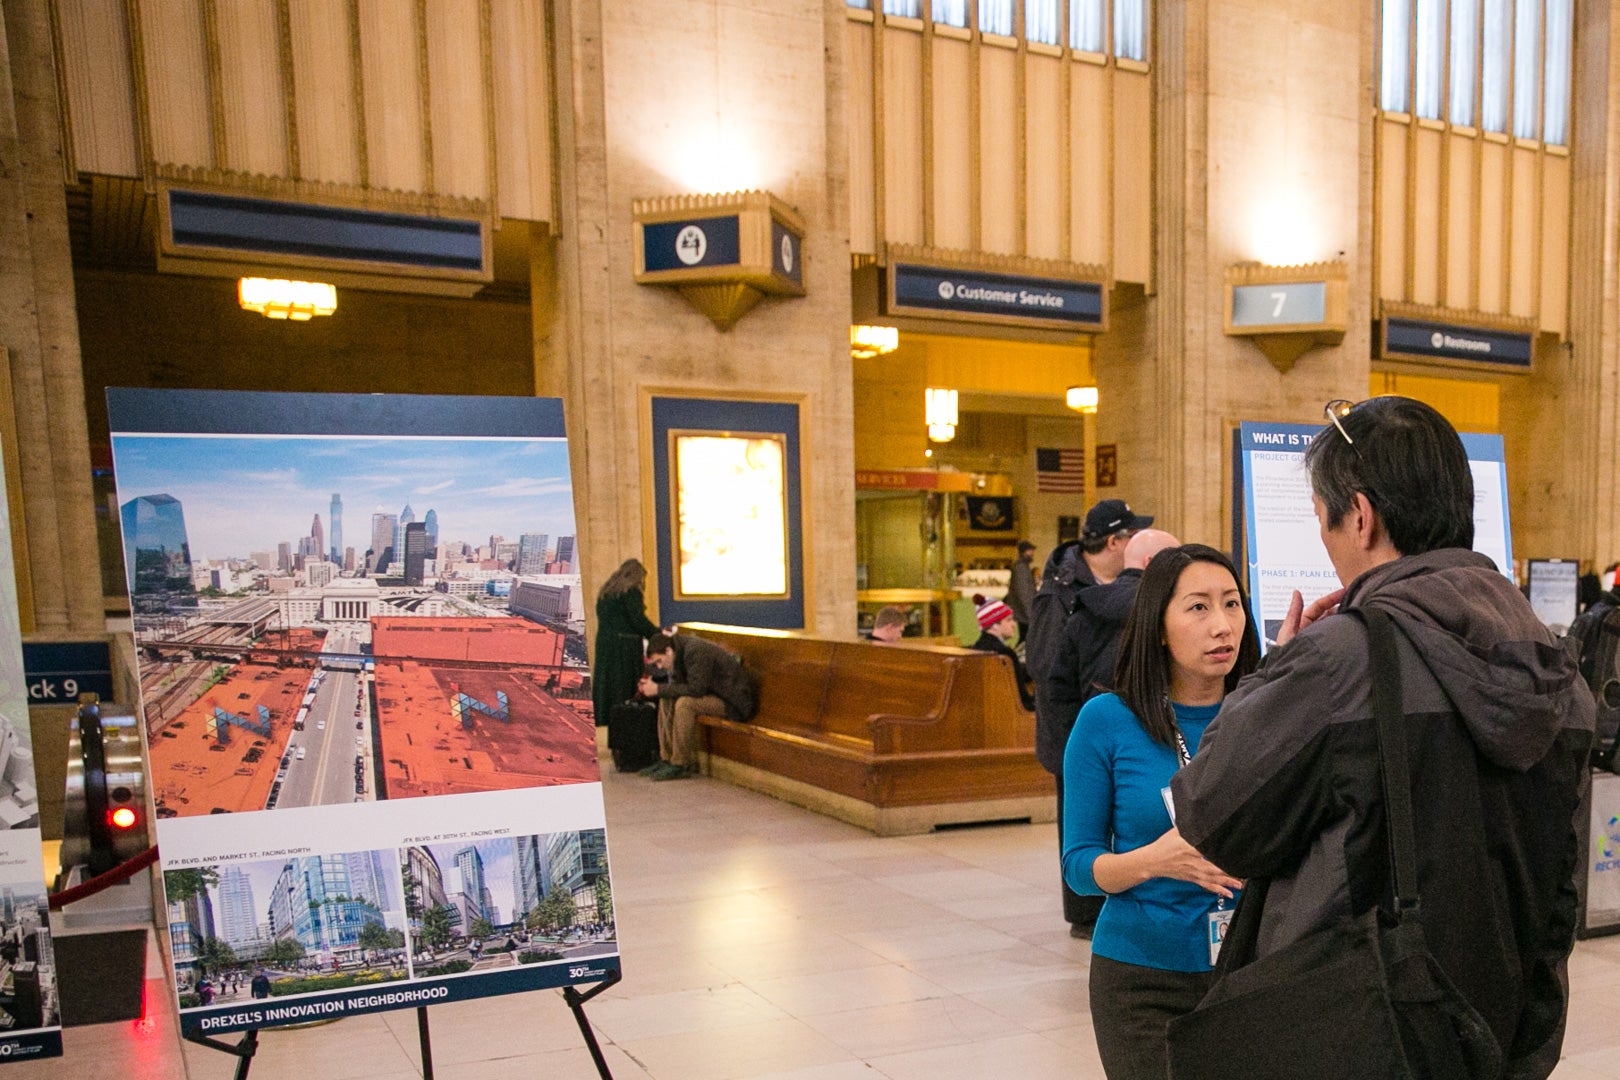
[
  {"xmin": 1232, "ymin": 421, "xmax": 1513, "ymax": 653},
  {"xmin": 106, "ymin": 390, "xmax": 619, "ymax": 1054}
]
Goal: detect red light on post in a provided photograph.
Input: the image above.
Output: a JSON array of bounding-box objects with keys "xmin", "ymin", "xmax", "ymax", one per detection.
[{"xmin": 109, "ymin": 807, "xmax": 138, "ymax": 829}]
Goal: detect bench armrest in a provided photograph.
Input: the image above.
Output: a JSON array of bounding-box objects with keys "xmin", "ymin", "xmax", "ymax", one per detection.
[{"xmin": 865, "ymin": 657, "xmax": 959, "ymax": 754}]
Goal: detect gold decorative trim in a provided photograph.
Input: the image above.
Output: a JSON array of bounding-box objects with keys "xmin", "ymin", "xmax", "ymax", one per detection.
[
  {"xmin": 1378, "ymin": 300, "xmax": 1538, "ymax": 336},
  {"xmin": 200, "ymin": 0, "xmax": 228, "ymax": 168},
  {"xmin": 47, "ymin": 0, "xmax": 78, "ymax": 183},
  {"xmin": 124, "ymin": 0, "xmax": 156, "ymax": 179},
  {"xmin": 150, "ymin": 164, "xmax": 489, "ymax": 218},
  {"xmin": 884, "ymin": 243, "xmax": 1107, "ymax": 284},
  {"xmin": 415, "ymin": 0, "xmax": 433, "ymax": 193},
  {"xmin": 1223, "ymin": 260, "xmax": 1350, "ymax": 286},
  {"xmin": 479, "ymin": 0, "xmax": 498, "ymax": 222},
  {"xmin": 274, "ymin": 0, "xmax": 300, "ymax": 179},
  {"xmin": 347, "ymin": 0, "xmax": 368, "ymax": 187},
  {"xmin": 630, "ymin": 190, "xmax": 807, "ymax": 236},
  {"xmin": 0, "ymin": 348, "xmax": 36, "ymax": 635}
]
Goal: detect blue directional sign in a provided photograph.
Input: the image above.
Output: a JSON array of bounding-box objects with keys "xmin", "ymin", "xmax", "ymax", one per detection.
[
  {"xmin": 889, "ymin": 263, "xmax": 1104, "ymax": 328},
  {"xmin": 641, "ymin": 215, "xmax": 742, "ymax": 272},
  {"xmin": 1382, "ymin": 317, "xmax": 1533, "ymax": 369},
  {"xmin": 22, "ymin": 641, "xmax": 114, "ymax": 703}
]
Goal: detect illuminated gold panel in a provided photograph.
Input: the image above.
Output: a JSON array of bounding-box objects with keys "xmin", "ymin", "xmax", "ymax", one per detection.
[{"xmin": 672, "ymin": 433, "xmax": 788, "ymax": 599}]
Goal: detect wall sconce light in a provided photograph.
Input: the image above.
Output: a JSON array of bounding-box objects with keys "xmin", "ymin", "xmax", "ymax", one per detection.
[
  {"xmin": 632, "ymin": 191, "xmax": 805, "ymax": 331},
  {"xmin": 1065, "ymin": 386, "xmax": 1099, "ymax": 413},
  {"xmin": 849, "ymin": 324, "xmax": 899, "ymax": 359},
  {"xmin": 1223, "ymin": 261, "xmax": 1348, "ymax": 373},
  {"xmin": 238, "ymin": 277, "xmax": 337, "ymax": 320},
  {"xmin": 925, "ymin": 387, "xmax": 958, "ymax": 443}
]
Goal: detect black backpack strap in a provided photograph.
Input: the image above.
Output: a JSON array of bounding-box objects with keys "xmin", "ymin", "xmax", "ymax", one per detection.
[{"xmin": 1359, "ymin": 606, "xmax": 1422, "ymax": 920}]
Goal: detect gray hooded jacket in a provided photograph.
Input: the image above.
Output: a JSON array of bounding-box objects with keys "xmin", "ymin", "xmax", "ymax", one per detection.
[{"xmin": 1173, "ymin": 548, "xmax": 1594, "ymax": 1078}]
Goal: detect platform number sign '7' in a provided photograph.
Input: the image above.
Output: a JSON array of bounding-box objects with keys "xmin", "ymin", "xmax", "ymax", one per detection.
[{"xmin": 676, "ymin": 224, "xmax": 707, "ymax": 266}]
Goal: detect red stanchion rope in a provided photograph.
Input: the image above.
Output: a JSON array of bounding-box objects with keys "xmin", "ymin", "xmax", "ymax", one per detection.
[{"xmin": 47, "ymin": 845, "xmax": 160, "ymax": 910}]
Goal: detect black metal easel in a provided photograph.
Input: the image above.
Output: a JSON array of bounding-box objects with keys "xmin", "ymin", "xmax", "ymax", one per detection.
[{"xmin": 183, "ymin": 972, "xmax": 621, "ymax": 1079}]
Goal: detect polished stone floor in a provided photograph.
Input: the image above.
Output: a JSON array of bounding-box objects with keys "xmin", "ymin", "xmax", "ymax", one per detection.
[{"xmin": 28, "ymin": 759, "xmax": 1620, "ymax": 1079}]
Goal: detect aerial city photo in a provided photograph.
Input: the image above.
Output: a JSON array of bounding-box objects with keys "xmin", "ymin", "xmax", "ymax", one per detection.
[{"xmin": 109, "ymin": 434, "xmax": 598, "ymax": 821}]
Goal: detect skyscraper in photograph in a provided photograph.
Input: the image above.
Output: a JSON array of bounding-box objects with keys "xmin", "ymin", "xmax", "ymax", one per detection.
[
  {"xmin": 554, "ymin": 535, "xmax": 576, "ymax": 572},
  {"xmin": 403, "ymin": 522, "xmax": 429, "ymax": 586},
  {"xmin": 268, "ymin": 855, "xmax": 386, "ymax": 953},
  {"xmin": 393, "ymin": 503, "xmax": 415, "ymax": 565},
  {"xmin": 278, "ymin": 541, "xmax": 292, "ymax": 573},
  {"xmin": 120, "ymin": 493, "xmax": 196, "ymax": 602},
  {"xmin": 215, "ymin": 866, "xmax": 259, "ymax": 951},
  {"xmin": 370, "ymin": 512, "xmax": 397, "ymax": 572},
  {"xmin": 345, "ymin": 850, "xmax": 393, "ymax": 911},
  {"xmin": 311, "ymin": 514, "xmax": 324, "ymax": 563},
  {"xmin": 453, "ymin": 847, "xmax": 487, "ymax": 923},
  {"xmin": 402, "ymin": 847, "xmax": 447, "ymax": 932},
  {"xmin": 517, "ymin": 533, "xmax": 549, "ymax": 575},
  {"xmin": 513, "ymin": 835, "xmax": 547, "ymax": 918},
  {"xmin": 344, "ymin": 546, "xmax": 356, "ymax": 572},
  {"xmin": 329, "ymin": 494, "xmax": 343, "ymax": 564},
  {"xmin": 423, "ymin": 509, "xmax": 438, "ymax": 555}
]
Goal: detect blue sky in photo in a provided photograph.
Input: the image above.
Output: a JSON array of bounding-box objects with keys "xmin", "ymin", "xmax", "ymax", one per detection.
[{"xmin": 109, "ymin": 436, "xmax": 577, "ymax": 563}]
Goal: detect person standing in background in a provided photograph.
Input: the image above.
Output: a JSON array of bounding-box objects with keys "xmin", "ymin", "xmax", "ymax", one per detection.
[
  {"xmin": 1008, "ymin": 540, "xmax": 1038, "ymax": 643},
  {"xmin": 592, "ymin": 559, "xmax": 659, "ymax": 726}
]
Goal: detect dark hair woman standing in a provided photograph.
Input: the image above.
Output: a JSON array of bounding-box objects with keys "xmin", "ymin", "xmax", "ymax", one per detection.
[
  {"xmin": 1061, "ymin": 544, "xmax": 1261, "ymax": 1078},
  {"xmin": 592, "ymin": 559, "xmax": 658, "ymax": 726}
]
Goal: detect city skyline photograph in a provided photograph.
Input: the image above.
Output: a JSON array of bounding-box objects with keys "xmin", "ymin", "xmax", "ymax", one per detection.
[{"xmin": 107, "ymin": 434, "xmax": 577, "ymax": 563}]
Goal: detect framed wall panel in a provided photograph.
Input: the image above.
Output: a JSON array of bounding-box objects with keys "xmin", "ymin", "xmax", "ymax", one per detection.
[{"xmin": 648, "ymin": 396, "xmax": 806, "ymax": 630}]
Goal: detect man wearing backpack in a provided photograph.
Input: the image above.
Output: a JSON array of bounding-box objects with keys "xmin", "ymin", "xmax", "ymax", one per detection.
[
  {"xmin": 1027, "ymin": 498, "xmax": 1154, "ymax": 937},
  {"xmin": 1567, "ymin": 573, "xmax": 1620, "ymax": 770}
]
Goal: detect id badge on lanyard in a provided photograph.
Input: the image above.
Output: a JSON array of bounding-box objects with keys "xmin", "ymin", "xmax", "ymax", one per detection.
[{"xmin": 1160, "ymin": 725, "xmax": 1231, "ymax": 965}]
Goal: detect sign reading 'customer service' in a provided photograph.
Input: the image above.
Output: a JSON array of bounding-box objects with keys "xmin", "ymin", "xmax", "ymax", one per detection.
[{"xmin": 888, "ymin": 264, "xmax": 1104, "ymax": 330}]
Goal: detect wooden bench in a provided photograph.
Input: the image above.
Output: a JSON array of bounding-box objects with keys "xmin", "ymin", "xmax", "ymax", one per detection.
[{"xmin": 679, "ymin": 623, "xmax": 1054, "ymax": 836}]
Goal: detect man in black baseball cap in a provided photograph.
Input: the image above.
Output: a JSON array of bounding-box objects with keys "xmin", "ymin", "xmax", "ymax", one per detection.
[{"xmin": 1027, "ymin": 496, "xmax": 1153, "ymax": 937}]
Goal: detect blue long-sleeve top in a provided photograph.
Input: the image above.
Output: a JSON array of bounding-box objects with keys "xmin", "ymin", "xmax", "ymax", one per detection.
[{"xmin": 1061, "ymin": 692, "xmax": 1235, "ymax": 972}]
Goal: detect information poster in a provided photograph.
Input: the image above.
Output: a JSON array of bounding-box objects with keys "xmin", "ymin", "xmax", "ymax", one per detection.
[
  {"xmin": 1235, "ymin": 421, "xmax": 1512, "ymax": 652},
  {"xmin": 0, "ymin": 420, "xmax": 63, "ymax": 1061},
  {"xmin": 1528, "ymin": 559, "xmax": 1581, "ymax": 634},
  {"xmin": 107, "ymin": 390, "xmax": 618, "ymax": 1037}
]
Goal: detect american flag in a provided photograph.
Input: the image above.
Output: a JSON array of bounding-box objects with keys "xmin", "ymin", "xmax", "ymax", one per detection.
[{"xmin": 1036, "ymin": 448, "xmax": 1085, "ymax": 493}]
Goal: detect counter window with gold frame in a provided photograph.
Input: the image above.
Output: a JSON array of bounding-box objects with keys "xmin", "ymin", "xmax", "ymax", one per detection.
[{"xmin": 670, "ymin": 431, "xmax": 789, "ymax": 599}]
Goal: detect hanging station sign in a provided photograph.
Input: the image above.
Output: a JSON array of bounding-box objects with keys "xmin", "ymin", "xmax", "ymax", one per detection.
[
  {"xmin": 1377, "ymin": 304, "xmax": 1536, "ymax": 372},
  {"xmin": 882, "ymin": 245, "xmax": 1107, "ymax": 332},
  {"xmin": 632, "ymin": 191, "xmax": 806, "ymax": 330}
]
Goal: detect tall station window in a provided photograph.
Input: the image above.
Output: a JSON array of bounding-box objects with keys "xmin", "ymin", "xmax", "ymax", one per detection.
[
  {"xmin": 881, "ymin": 0, "xmax": 920, "ymax": 16},
  {"xmin": 1070, "ymin": 0, "xmax": 1105, "ymax": 52},
  {"xmin": 1415, "ymin": 0, "xmax": 1444, "ymax": 119},
  {"xmin": 1543, "ymin": 0, "xmax": 1573, "ymax": 144},
  {"xmin": 1448, "ymin": 0, "xmax": 1478, "ymax": 126},
  {"xmin": 1113, "ymin": 0, "xmax": 1148, "ymax": 61},
  {"xmin": 1381, "ymin": 0, "xmax": 1411, "ymax": 114},
  {"xmin": 934, "ymin": 0, "xmax": 968, "ymax": 27},
  {"xmin": 1025, "ymin": 0, "xmax": 1060, "ymax": 44},
  {"xmin": 1381, "ymin": 0, "xmax": 1572, "ymax": 146},
  {"xmin": 980, "ymin": 0, "xmax": 1014, "ymax": 35},
  {"xmin": 847, "ymin": 0, "xmax": 871, "ymax": 9}
]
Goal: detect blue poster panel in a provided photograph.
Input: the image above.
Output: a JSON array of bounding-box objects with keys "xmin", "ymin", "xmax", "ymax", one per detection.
[
  {"xmin": 106, "ymin": 390, "xmax": 618, "ymax": 1037},
  {"xmin": 1234, "ymin": 420, "xmax": 1512, "ymax": 653},
  {"xmin": 650, "ymin": 396, "xmax": 805, "ymax": 629},
  {"xmin": 0, "ymin": 412, "xmax": 63, "ymax": 1061}
]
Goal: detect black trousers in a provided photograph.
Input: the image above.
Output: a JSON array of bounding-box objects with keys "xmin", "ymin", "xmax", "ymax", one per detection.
[
  {"xmin": 1088, "ymin": 954, "xmax": 1216, "ymax": 1080},
  {"xmin": 1055, "ymin": 774, "xmax": 1104, "ymax": 926}
]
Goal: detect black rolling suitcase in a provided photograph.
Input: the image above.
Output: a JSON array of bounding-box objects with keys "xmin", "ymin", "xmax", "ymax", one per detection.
[{"xmin": 608, "ymin": 700, "xmax": 659, "ymax": 772}]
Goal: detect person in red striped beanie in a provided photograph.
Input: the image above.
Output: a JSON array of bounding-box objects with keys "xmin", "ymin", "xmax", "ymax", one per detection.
[{"xmin": 970, "ymin": 594, "xmax": 1034, "ymax": 710}]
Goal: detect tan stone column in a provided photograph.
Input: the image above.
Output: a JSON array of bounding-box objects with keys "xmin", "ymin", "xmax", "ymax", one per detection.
[
  {"xmin": 1097, "ymin": 0, "xmax": 1375, "ymax": 548},
  {"xmin": 0, "ymin": 0, "xmax": 102, "ymax": 636},
  {"xmin": 543, "ymin": 0, "xmax": 857, "ymax": 635},
  {"xmin": 1566, "ymin": 0, "xmax": 1620, "ymax": 566}
]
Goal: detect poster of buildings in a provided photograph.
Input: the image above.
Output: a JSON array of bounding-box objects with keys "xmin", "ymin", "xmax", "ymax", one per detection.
[
  {"xmin": 107, "ymin": 390, "xmax": 618, "ymax": 1037},
  {"xmin": 0, "ymin": 423, "xmax": 62, "ymax": 1061},
  {"xmin": 1234, "ymin": 420, "xmax": 1512, "ymax": 652}
]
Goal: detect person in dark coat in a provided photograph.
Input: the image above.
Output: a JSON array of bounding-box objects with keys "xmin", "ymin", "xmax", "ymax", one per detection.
[
  {"xmin": 969, "ymin": 596, "xmax": 1035, "ymax": 710},
  {"xmin": 1007, "ymin": 541, "xmax": 1038, "ymax": 641},
  {"xmin": 1174, "ymin": 397, "xmax": 1594, "ymax": 1078},
  {"xmin": 592, "ymin": 559, "xmax": 659, "ymax": 726},
  {"xmin": 637, "ymin": 632, "xmax": 756, "ymax": 779}
]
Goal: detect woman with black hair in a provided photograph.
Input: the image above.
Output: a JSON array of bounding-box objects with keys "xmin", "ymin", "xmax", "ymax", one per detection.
[
  {"xmin": 592, "ymin": 559, "xmax": 659, "ymax": 726},
  {"xmin": 1060, "ymin": 543, "xmax": 1261, "ymax": 1079}
]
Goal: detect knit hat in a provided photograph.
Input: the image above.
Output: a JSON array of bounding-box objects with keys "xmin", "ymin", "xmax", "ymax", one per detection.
[{"xmin": 975, "ymin": 595, "xmax": 1013, "ymax": 630}]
